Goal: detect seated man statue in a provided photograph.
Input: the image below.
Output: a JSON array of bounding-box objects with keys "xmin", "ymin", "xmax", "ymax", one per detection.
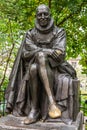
[{"xmin": 5, "ymin": 4, "xmax": 78, "ymax": 125}]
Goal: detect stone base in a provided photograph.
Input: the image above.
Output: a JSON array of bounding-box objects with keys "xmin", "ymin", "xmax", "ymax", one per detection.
[{"xmin": 0, "ymin": 112, "xmax": 83, "ymax": 130}]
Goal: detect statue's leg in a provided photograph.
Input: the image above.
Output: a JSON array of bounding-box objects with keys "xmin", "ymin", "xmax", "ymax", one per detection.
[
  {"xmin": 24, "ymin": 63, "xmax": 40, "ymax": 124},
  {"xmin": 36, "ymin": 52, "xmax": 61, "ymax": 119},
  {"xmin": 29, "ymin": 63, "xmax": 39, "ymax": 111}
]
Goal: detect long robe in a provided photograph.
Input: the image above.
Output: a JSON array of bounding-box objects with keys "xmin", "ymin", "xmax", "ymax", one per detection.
[{"xmin": 5, "ymin": 25, "xmax": 77, "ymax": 120}]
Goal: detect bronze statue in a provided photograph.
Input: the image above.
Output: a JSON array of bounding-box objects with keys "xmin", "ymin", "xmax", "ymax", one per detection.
[{"xmin": 5, "ymin": 4, "xmax": 78, "ymax": 125}]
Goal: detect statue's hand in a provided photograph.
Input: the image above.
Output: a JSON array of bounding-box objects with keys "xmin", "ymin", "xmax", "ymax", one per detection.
[
  {"xmin": 50, "ymin": 50, "xmax": 63, "ymax": 62},
  {"xmin": 42, "ymin": 49, "xmax": 53, "ymax": 56}
]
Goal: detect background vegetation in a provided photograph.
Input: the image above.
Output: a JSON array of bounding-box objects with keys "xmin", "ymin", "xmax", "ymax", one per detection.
[{"xmin": 0, "ymin": 1, "xmax": 87, "ymax": 122}]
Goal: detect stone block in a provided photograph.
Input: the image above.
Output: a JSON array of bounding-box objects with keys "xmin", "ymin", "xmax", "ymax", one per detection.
[{"xmin": 0, "ymin": 112, "xmax": 83, "ymax": 130}]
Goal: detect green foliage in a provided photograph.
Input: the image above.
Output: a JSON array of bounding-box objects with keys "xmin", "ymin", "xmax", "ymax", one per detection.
[
  {"xmin": 80, "ymin": 90, "xmax": 87, "ymax": 116},
  {"xmin": 0, "ymin": 0, "xmax": 87, "ymax": 91}
]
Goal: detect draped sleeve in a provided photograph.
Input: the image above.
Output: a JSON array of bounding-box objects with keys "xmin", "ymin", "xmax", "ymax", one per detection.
[
  {"xmin": 48, "ymin": 28, "xmax": 66, "ymax": 67},
  {"xmin": 22, "ymin": 30, "xmax": 41, "ymax": 60},
  {"xmin": 53, "ymin": 28, "xmax": 66, "ymax": 52}
]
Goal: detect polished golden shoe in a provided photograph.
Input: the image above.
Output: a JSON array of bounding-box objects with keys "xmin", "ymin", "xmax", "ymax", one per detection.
[{"xmin": 48, "ymin": 103, "xmax": 61, "ymax": 118}]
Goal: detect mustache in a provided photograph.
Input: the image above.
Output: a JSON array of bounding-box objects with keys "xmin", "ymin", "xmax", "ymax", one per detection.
[{"xmin": 39, "ymin": 19, "xmax": 48, "ymax": 22}]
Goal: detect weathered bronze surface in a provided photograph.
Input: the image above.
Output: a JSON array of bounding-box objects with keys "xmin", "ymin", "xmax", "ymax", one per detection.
[
  {"xmin": 0, "ymin": 112, "xmax": 84, "ymax": 130},
  {"xmin": 5, "ymin": 4, "xmax": 80, "ymax": 125}
]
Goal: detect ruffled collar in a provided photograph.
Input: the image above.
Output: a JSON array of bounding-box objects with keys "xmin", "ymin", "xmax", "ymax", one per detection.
[{"xmin": 35, "ymin": 18, "xmax": 54, "ymax": 33}]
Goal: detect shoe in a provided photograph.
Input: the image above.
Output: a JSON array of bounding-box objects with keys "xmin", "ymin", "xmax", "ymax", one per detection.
[
  {"xmin": 24, "ymin": 109, "xmax": 40, "ymax": 125},
  {"xmin": 48, "ymin": 103, "xmax": 61, "ymax": 118}
]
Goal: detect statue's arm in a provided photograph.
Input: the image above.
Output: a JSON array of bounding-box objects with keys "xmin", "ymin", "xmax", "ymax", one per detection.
[
  {"xmin": 22, "ymin": 31, "xmax": 42, "ymax": 60},
  {"xmin": 51, "ymin": 28, "xmax": 66, "ymax": 62},
  {"xmin": 53, "ymin": 28, "xmax": 66, "ymax": 52},
  {"xmin": 40, "ymin": 28, "xmax": 66, "ymax": 63},
  {"xmin": 40, "ymin": 29, "xmax": 66, "ymax": 61}
]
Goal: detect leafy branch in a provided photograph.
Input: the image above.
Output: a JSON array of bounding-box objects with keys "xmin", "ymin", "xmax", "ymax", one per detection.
[
  {"xmin": 57, "ymin": 2, "xmax": 85, "ymax": 26},
  {"xmin": 0, "ymin": 19, "xmax": 15, "ymax": 88}
]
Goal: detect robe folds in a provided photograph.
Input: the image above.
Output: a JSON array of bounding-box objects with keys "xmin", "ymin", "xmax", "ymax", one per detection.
[{"xmin": 5, "ymin": 26, "xmax": 77, "ymax": 120}]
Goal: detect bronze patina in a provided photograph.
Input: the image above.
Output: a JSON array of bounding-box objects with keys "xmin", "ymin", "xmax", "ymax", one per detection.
[{"xmin": 5, "ymin": 4, "xmax": 77, "ymax": 125}]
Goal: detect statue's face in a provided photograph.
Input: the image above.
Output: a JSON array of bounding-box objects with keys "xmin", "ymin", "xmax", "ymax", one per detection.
[{"xmin": 36, "ymin": 7, "xmax": 51, "ymax": 27}]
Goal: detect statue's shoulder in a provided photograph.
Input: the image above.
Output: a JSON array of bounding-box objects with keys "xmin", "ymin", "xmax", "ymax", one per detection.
[
  {"xmin": 25, "ymin": 28, "xmax": 35, "ymax": 37},
  {"xmin": 54, "ymin": 26, "xmax": 65, "ymax": 34},
  {"xmin": 25, "ymin": 28, "xmax": 37, "ymax": 38},
  {"xmin": 53, "ymin": 26, "xmax": 66, "ymax": 38}
]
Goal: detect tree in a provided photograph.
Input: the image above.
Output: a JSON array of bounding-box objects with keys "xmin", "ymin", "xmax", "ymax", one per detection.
[{"xmin": 0, "ymin": 0, "xmax": 87, "ymax": 89}]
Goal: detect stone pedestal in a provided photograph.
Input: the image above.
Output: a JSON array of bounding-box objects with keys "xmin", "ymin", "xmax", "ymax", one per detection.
[{"xmin": 0, "ymin": 112, "xmax": 83, "ymax": 130}]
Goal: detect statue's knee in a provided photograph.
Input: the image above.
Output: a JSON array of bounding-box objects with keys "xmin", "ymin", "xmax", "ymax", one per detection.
[
  {"xmin": 36, "ymin": 52, "xmax": 45, "ymax": 59},
  {"xmin": 30, "ymin": 64, "xmax": 37, "ymax": 75},
  {"xmin": 36, "ymin": 52, "xmax": 46, "ymax": 64}
]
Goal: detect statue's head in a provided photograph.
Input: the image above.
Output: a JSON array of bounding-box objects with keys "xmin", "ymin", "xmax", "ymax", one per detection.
[{"xmin": 36, "ymin": 4, "xmax": 51, "ymax": 27}]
